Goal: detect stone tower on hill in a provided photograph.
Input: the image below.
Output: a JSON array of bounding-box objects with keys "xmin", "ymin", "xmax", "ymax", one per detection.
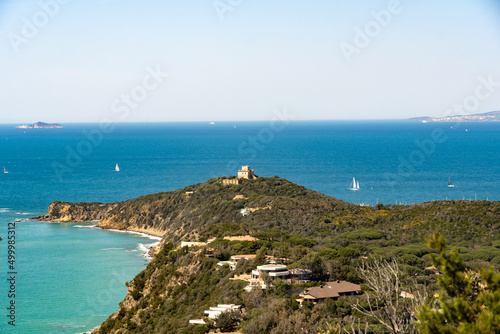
[{"xmin": 238, "ymin": 166, "xmax": 256, "ymax": 179}]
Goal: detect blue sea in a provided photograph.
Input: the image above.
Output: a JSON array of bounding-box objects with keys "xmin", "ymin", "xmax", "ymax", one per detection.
[{"xmin": 0, "ymin": 121, "xmax": 499, "ymax": 333}]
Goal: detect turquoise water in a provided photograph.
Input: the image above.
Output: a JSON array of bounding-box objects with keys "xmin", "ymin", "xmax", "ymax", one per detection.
[
  {"xmin": 0, "ymin": 121, "xmax": 499, "ymax": 333},
  {"xmin": 0, "ymin": 211, "xmax": 158, "ymax": 334}
]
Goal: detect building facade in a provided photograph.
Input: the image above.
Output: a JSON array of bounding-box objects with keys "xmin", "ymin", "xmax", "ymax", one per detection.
[
  {"xmin": 222, "ymin": 178, "xmax": 242, "ymax": 185},
  {"xmin": 238, "ymin": 165, "xmax": 256, "ymax": 179}
]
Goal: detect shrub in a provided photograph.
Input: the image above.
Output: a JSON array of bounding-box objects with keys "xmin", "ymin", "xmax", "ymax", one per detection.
[
  {"xmin": 467, "ymin": 246, "xmax": 500, "ymax": 262},
  {"xmin": 392, "ymin": 244, "xmax": 435, "ymax": 258},
  {"xmin": 337, "ymin": 247, "xmax": 361, "ymax": 258},
  {"xmin": 131, "ymin": 289, "xmax": 142, "ymax": 300},
  {"xmin": 286, "ymin": 235, "xmax": 317, "ymax": 248},
  {"xmin": 215, "ymin": 310, "xmax": 241, "ymax": 332},
  {"xmin": 336, "ymin": 229, "xmax": 387, "ymax": 240},
  {"xmin": 318, "ymin": 249, "xmax": 338, "ymax": 259},
  {"xmin": 398, "ymin": 254, "xmax": 424, "ymax": 267}
]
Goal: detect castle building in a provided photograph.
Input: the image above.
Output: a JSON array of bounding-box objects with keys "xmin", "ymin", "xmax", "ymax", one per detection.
[
  {"xmin": 238, "ymin": 165, "xmax": 256, "ymax": 179},
  {"xmin": 221, "ymin": 165, "xmax": 257, "ymax": 185}
]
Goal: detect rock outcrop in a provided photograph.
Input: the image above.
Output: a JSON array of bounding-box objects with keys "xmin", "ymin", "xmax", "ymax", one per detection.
[{"xmin": 35, "ymin": 201, "xmax": 116, "ymax": 222}]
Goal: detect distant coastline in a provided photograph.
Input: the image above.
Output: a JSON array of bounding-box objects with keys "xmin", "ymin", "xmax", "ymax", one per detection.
[
  {"xmin": 406, "ymin": 110, "xmax": 500, "ymax": 122},
  {"xmin": 15, "ymin": 121, "xmax": 63, "ymax": 129}
]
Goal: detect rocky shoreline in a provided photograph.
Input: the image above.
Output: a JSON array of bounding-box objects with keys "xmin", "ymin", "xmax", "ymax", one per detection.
[{"xmin": 33, "ymin": 217, "xmax": 164, "ymax": 257}]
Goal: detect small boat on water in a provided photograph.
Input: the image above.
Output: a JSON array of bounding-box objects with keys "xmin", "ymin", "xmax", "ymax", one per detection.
[
  {"xmin": 3, "ymin": 167, "xmax": 8, "ymax": 174},
  {"xmin": 115, "ymin": 163, "xmax": 120, "ymax": 172},
  {"xmin": 349, "ymin": 177, "xmax": 360, "ymax": 191},
  {"xmin": 448, "ymin": 178, "xmax": 454, "ymax": 188}
]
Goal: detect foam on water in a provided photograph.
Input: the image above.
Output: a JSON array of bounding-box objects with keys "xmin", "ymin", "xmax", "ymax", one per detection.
[
  {"xmin": 105, "ymin": 228, "xmax": 162, "ymax": 240},
  {"xmin": 137, "ymin": 242, "xmax": 160, "ymax": 259}
]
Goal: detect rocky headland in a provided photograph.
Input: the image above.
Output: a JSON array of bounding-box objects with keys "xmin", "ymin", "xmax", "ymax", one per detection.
[{"xmin": 33, "ymin": 177, "xmax": 500, "ymax": 333}]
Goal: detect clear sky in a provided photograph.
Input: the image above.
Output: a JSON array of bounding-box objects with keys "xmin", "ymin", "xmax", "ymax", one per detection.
[{"xmin": 0, "ymin": 0, "xmax": 500, "ymax": 123}]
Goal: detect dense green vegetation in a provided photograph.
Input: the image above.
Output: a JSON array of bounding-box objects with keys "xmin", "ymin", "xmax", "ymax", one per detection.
[
  {"xmin": 97, "ymin": 244, "xmax": 247, "ymax": 333},
  {"xmin": 416, "ymin": 234, "xmax": 500, "ymax": 334},
  {"xmin": 38, "ymin": 177, "xmax": 500, "ymax": 333},
  {"xmin": 41, "ymin": 177, "xmax": 500, "ymax": 250}
]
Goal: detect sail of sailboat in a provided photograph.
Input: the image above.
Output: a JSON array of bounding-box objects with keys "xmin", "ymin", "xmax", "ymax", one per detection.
[
  {"xmin": 115, "ymin": 163, "xmax": 120, "ymax": 172},
  {"xmin": 349, "ymin": 177, "xmax": 360, "ymax": 191}
]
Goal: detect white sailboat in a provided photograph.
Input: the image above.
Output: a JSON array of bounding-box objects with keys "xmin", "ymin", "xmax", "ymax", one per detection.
[
  {"xmin": 448, "ymin": 178, "xmax": 454, "ymax": 188},
  {"xmin": 115, "ymin": 163, "xmax": 120, "ymax": 172},
  {"xmin": 349, "ymin": 177, "xmax": 360, "ymax": 191},
  {"xmin": 3, "ymin": 167, "xmax": 8, "ymax": 174}
]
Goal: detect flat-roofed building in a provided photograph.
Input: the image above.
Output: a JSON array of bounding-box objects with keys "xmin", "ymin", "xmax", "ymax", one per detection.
[
  {"xmin": 288, "ymin": 268, "xmax": 313, "ymax": 284},
  {"xmin": 231, "ymin": 254, "xmax": 257, "ymax": 261},
  {"xmin": 252, "ymin": 264, "xmax": 290, "ymax": 281}
]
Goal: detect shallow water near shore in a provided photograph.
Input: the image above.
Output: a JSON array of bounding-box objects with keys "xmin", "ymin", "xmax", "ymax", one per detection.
[
  {"xmin": 0, "ymin": 211, "xmax": 156, "ymax": 334},
  {"xmin": 0, "ymin": 121, "xmax": 499, "ymax": 333}
]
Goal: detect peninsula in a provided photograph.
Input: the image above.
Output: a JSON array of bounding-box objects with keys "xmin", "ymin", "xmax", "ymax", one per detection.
[
  {"xmin": 33, "ymin": 174, "xmax": 500, "ymax": 334},
  {"xmin": 15, "ymin": 121, "xmax": 63, "ymax": 129},
  {"xmin": 406, "ymin": 110, "xmax": 500, "ymax": 122}
]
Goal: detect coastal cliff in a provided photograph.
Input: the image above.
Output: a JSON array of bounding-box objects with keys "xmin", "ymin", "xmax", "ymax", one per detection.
[
  {"xmin": 36, "ymin": 177, "xmax": 500, "ymax": 333},
  {"xmin": 36, "ymin": 199, "xmax": 166, "ymax": 239},
  {"xmin": 36, "ymin": 201, "xmax": 116, "ymax": 222}
]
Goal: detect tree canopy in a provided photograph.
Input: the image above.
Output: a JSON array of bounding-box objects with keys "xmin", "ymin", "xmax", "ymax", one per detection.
[{"xmin": 416, "ymin": 233, "xmax": 500, "ymax": 334}]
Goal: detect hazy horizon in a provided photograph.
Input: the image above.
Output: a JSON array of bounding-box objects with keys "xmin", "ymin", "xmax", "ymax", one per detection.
[
  {"xmin": 1, "ymin": 0, "xmax": 500, "ymax": 123},
  {"xmin": 3, "ymin": 111, "xmax": 500, "ymax": 126}
]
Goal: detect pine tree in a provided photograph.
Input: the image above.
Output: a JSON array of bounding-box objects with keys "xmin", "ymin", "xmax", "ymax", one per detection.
[{"xmin": 416, "ymin": 233, "xmax": 500, "ymax": 334}]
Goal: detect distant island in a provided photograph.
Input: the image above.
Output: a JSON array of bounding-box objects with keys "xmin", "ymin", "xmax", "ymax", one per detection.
[
  {"xmin": 406, "ymin": 110, "xmax": 500, "ymax": 122},
  {"xmin": 16, "ymin": 121, "xmax": 63, "ymax": 129}
]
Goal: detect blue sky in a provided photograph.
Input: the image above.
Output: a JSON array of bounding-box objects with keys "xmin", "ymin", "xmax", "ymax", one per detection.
[{"xmin": 0, "ymin": 0, "xmax": 499, "ymax": 122}]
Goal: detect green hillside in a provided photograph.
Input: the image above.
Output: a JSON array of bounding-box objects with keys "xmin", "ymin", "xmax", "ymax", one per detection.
[{"xmin": 35, "ymin": 177, "xmax": 500, "ymax": 333}]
